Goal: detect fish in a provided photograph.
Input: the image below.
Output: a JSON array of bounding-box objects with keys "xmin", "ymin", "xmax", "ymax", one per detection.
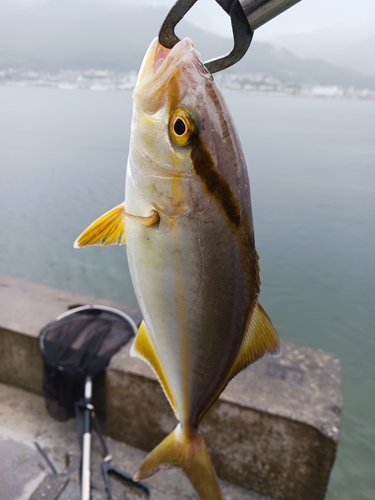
[{"xmin": 74, "ymin": 37, "xmax": 281, "ymax": 500}]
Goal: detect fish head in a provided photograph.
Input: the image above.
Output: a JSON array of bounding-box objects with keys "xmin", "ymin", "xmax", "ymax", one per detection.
[
  {"xmin": 130, "ymin": 37, "xmax": 242, "ymax": 218},
  {"xmin": 131, "ymin": 37, "xmax": 209, "ymax": 174}
]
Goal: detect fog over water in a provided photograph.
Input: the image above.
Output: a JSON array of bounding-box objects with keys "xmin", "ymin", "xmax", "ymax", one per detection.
[
  {"xmin": 1, "ymin": 86, "xmax": 375, "ymax": 499},
  {"xmin": 1, "ymin": 0, "xmax": 375, "ymax": 79}
]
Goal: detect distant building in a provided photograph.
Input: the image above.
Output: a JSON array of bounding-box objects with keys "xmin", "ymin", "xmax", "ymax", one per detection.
[{"xmin": 311, "ymin": 86, "xmax": 344, "ymax": 98}]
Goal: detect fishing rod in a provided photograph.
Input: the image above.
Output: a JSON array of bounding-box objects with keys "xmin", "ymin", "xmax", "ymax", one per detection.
[
  {"xmin": 240, "ymin": 0, "xmax": 302, "ymax": 30},
  {"xmin": 159, "ymin": 0, "xmax": 303, "ymax": 73}
]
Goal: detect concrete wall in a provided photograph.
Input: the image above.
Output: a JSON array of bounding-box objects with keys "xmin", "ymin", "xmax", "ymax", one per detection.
[{"xmin": 0, "ymin": 276, "xmax": 342, "ymax": 500}]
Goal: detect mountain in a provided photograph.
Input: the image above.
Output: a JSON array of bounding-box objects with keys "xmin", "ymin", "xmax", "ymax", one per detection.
[
  {"xmin": 0, "ymin": 0, "xmax": 233, "ymax": 71},
  {"xmin": 235, "ymin": 43, "xmax": 375, "ymax": 88},
  {"xmin": 272, "ymin": 25, "xmax": 375, "ymax": 77},
  {"xmin": 0, "ymin": 0, "xmax": 374, "ymax": 89}
]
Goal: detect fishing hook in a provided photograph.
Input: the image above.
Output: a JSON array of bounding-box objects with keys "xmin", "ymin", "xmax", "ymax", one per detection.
[{"xmin": 158, "ymin": 0, "xmax": 253, "ymax": 74}]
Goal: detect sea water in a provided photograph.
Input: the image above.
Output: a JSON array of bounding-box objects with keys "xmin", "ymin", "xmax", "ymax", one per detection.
[{"xmin": 1, "ymin": 86, "xmax": 374, "ymax": 499}]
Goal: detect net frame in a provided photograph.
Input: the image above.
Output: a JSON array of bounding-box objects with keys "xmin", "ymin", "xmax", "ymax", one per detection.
[{"xmin": 39, "ymin": 305, "xmax": 137, "ymax": 421}]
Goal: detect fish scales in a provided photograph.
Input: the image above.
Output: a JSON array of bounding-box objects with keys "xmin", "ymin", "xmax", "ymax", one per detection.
[{"xmin": 75, "ymin": 37, "xmax": 280, "ymax": 500}]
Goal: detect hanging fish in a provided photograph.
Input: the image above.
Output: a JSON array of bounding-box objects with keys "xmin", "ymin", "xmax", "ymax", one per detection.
[{"xmin": 75, "ymin": 37, "xmax": 280, "ymax": 500}]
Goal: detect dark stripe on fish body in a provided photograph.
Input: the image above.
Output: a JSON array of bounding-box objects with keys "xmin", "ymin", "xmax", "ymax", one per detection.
[
  {"xmin": 190, "ymin": 80, "xmax": 260, "ymax": 296},
  {"xmin": 205, "ymin": 82, "xmax": 232, "ymax": 144},
  {"xmin": 191, "ymin": 135, "xmax": 241, "ymax": 227}
]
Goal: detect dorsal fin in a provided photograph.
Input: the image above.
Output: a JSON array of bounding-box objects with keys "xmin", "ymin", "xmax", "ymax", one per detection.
[
  {"xmin": 226, "ymin": 302, "xmax": 281, "ymax": 382},
  {"xmin": 197, "ymin": 302, "xmax": 280, "ymax": 423},
  {"xmin": 130, "ymin": 321, "xmax": 177, "ymax": 416}
]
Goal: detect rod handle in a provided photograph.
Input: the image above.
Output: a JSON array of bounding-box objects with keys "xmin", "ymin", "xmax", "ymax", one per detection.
[{"xmin": 239, "ymin": 0, "xmax": 302, "ymax": 30}]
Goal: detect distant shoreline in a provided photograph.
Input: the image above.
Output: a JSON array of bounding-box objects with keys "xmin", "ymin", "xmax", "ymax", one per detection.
[{"xmin": 1, "ymin": 69, "xmax": 375, "ymax": 101}]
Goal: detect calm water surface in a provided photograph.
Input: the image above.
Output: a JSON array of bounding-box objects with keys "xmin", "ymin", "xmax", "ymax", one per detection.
[{"xmin": 1, "ymin": 87, "xmax": 374, "ymax": 499}]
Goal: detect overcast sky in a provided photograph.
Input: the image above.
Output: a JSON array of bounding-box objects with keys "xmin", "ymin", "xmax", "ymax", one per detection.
[
  {"xmin": 11, "ymin": 0, "xmax": 375, "ymax": 39},
  {"xmin": 105, "ymin": 0, "xmax": 375, "ymax": 38}
]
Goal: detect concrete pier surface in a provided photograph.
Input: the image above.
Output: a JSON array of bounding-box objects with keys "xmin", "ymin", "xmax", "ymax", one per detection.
[
  {"xmin": 0, "ymin": 383, "xmax": 270, "ymax": 500},
  {"xmin": 0, "ymin": 276, "xmax": 343, "ymax": 500}
]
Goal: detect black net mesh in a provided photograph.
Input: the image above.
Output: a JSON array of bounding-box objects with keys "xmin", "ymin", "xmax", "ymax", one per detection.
[{"xmin": 39, "ymin": 307, "xmax": 135, "ymax": 421}]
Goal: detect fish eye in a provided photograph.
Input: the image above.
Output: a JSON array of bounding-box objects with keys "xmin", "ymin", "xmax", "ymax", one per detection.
[
  {"xmin": 169, "ymin": 109, "xmax": 195, "ymax": 146},
  {"xmin": 174, "ymin": 118, "xmax": 186, "ymax": 136}
]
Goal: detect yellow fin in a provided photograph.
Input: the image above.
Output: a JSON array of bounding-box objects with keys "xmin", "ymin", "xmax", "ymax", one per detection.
[
  {"xmin": 197, "ymin": 302, "xmax": 280, "ymax": 423},
  {"xmin": 130, "ymin": 321, "xmax": 177, "ymax": 416},
  {"xmin": 227, "ymin": 302, "xmax": 281, "ymax": 381},
  {"xmin": 74, "ymin": 203, "xmax": 126, "ymax": 248},
  {"xmin": 134, "ymin": 425, "xmax": 222, "ymax": 500},
  {"xmin": 74, "ymin": 203, "xmax": 159, "ymax": 248}
]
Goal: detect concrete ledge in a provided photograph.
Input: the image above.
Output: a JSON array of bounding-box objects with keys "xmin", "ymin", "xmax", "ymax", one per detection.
[
  {"xmin": 107, "ymin": 344, "xmax": 341, "ymax": 500},
  {"xmin": 0, "ymin": 275, "xmax": 140, "ymax": 411},
  {"xmin": 0, "ymin": 276, "xmax": 342, "ymax": 500}
]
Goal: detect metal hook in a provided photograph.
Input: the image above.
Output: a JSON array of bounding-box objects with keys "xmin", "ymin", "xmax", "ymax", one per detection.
[{"xmin": 158, "ymin": 0, "xmax": 253, "ymax": 74}]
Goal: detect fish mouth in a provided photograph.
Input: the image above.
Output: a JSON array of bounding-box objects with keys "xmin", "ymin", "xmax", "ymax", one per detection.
[
  {"xmin": 133, "ymin": 37, "xmax": 209, "ymax": 113},
  {"xmin": 136, "ymin": 37, "xmax": 194, "ymax": 85}
]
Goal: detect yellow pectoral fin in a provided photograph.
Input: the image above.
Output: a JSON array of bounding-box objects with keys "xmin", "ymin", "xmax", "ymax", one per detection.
[
  {"xmin": 74, "ymin": 203, "xmax": 159, "ymax": 248},
  {"xmin": 130, "ymin": 321, "xmax": 177, "ymax": 416},
  {"xmin": 74, "ymin": 203, "xmax": 126, "ymax": 248},
  {"xmin": 227, "ymin": 302, "xmax": 281, "ymax": 381}
]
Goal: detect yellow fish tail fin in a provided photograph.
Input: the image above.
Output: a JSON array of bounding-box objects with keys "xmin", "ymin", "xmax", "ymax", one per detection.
[{"xmin": 134, "ymin": 425, "xmax": 222, "ymax": 500}]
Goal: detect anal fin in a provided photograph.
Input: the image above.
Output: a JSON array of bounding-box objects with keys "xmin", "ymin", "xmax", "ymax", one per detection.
[
  {"xmin": 130, "ymin": 321, "xmax": 177, "ymax": 416},
  {"xmin": 74, "ymin": 203, "xmax": 159, "ymax": 248},
  {"xmin": 227, "ymin": 302, "xmax": 281, "ymax": 382}
]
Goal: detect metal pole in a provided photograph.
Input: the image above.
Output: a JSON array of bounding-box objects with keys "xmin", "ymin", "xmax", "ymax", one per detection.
[
  {"xmin": 239, "ymin": 0, "xmax": 302, "ymax": 30},
  {"xmin": 81, "ymin": 376, "xmax": 92, "ymax": 500}
]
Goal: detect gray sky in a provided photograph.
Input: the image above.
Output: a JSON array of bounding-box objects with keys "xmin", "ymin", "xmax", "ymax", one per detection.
[
  {"xmin": 12, "ymin": 0, "xmax": 375, "ymax": 39},
  {"xmin": 106, "ymin": 0, "xmax": 375, "ymax": 39}
]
